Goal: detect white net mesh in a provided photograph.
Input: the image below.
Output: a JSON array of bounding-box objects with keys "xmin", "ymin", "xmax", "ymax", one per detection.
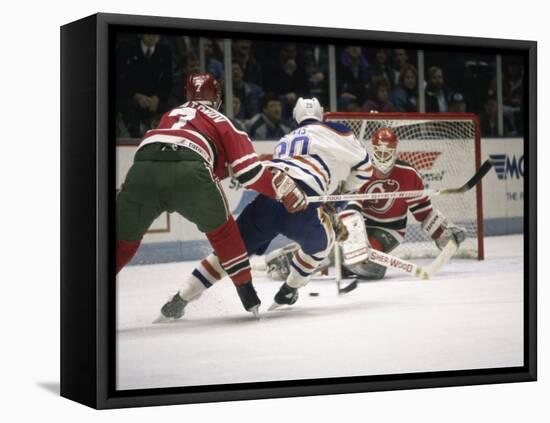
[{"xmin": 325, "ymin": 114, "xmax": 482, "ymax": 259}]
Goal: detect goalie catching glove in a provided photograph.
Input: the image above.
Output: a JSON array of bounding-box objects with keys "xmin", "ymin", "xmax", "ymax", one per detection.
[
  {"xmin": 421, "ymin": 209, "xmax": 467, "ymax": 250},
  {"xmin": 272, "ymin": 169, "xmax": 308, "ymax": 213}
]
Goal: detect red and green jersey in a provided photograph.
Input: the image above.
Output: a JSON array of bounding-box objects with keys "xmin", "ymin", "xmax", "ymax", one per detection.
[{"xmin": 138, "ymin": 101, "xmax": 277, "ymax": 198}]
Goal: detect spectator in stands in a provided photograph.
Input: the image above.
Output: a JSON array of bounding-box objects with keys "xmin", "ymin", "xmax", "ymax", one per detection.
[
  {"xmin": 479, "ymin": 97, "xmax": 499, "ymax": 136},
  {"xmin": 184, "ymin": 52, "xmax": 201, "ymax": 76},
  {"xmin": 303, "ymin": 44, "xmax": 329, "ymax": 105},
  {"xmin": 503, "ymin": 57, "xmax": 523, "ymax": 135},
  {"xmin": 448, "ymin": 92, "xmax": 467, "ymax": 113},
  {"xmin": 479, "ymin": 96, "xmax": 515, "ymax": 136},
  {"xmin": 167, "ymin": 52, "xmax": 201, "ymax": 108},
  {"xmin": 369, "ymin": 48, "xmax": 395, "ymax": 87},
  {"xmin": 264, "ymin": 43, "xmax": 309, "ymax": 119},
  {"xmin": 231, "ymin": 96, "xmax": 247, "ymax": 131},
  {"xmin": 338, "ymin": 46, "xmax": 370, "ymax": 108},
  {"xmin": 344, "ymin": 101, "xmax": 362, "ymax": 112},
  {"xmin": 204, "ymin": 38, "xmax": 224, "ymax": 81},
  {"xmin": 425, "ymin": 66, "xmax": 453, "ymax": 113},
  {"xmin": 362, "ymin": 77, "xmax": 395, "ymax": 112},
  {"xmin": 390, "ymin": 64, "xmax": 418, "ymax": 112},
  {"xmin": 232, "ymin": 61, "xmax": 264, "ymax": 119},
  {"xmin": 233, "ymin": 39, "xmax": 263, "ymax": 86},
  {"xmin": 248, "ymin": 93, "xmax": 291, "ymax": 140},
  {"xmin": 116, "ymin": 34, "xmax": 173, "ymax": 137},
  {"xmin": 390, "ymin": 48, "xmax": 409, "ymax": 86}
]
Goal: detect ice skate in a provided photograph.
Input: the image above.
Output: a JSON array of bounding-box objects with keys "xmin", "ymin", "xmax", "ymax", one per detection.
[
  {"xmin": 268, "ymin": 283, "xmax": 299, "ymax": 311},
  {"xmin": 236, "ymin": 282, "xmax": 261, "ymax": 319},
  {"xmin": 153, "ymin": 293, "xmax": 188, "ymax": 323}
]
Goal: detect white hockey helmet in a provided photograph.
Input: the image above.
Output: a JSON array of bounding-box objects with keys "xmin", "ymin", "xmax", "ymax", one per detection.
[{"xmin": 293, "ymin": 97, "xmax": 324, "ymax": 124}]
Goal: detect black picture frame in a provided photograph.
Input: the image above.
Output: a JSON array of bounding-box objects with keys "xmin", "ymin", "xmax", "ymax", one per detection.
[{"xmin": 60, "ymin": 12, "xmax": 537, "ymax": 409}]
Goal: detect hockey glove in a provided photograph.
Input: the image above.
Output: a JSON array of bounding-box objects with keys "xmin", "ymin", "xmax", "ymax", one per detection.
[{"xmin": 272, "ymin": 169, "xmax": 308, "ymax": 213}]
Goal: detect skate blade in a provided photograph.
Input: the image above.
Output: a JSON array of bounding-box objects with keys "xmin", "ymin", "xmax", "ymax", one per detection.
[
  {"xmin": 152, "ymin": 314, "xmax": 176, "ymax": 324},
  {"xmin": 249, "ymin": 305, "xmax": 261, "ymax": 319},
  {"xmin": 268, "ymin": 302, "xmax": 283, "ymax": 311}
]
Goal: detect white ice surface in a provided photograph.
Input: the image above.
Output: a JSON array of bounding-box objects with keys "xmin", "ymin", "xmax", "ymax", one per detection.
[{"xmin": 116, "ymin": 234, "xmax": 524, "ymax": 390}]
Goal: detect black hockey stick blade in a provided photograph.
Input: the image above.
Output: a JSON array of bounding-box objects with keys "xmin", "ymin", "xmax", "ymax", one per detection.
[
  {"xmin": 440, "ymin": 158, "xmax": 494, "ymax": 195},
  {"xmin": 338, "ymin": 278, "xmax": 358, "ymax": 295}
]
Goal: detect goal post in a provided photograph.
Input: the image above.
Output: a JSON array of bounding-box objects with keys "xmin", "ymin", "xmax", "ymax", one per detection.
[{"xmin": 324, "ymin": 112, "xmax": 484, "ymax": 260}]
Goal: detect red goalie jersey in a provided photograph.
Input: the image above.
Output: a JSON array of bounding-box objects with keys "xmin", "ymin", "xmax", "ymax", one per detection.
[{"xmin": 346, "ymin": 159, "xmax": 438, "ymax": 242}]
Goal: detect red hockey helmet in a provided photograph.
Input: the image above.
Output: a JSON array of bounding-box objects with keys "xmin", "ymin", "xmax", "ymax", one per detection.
[
  {"xmin": 186, "ymin": 72, "xmax": 222, "ymax": 109},
  {"xmin": 371, "ymin": 127, "xmax": 398, "ymax": 174}
]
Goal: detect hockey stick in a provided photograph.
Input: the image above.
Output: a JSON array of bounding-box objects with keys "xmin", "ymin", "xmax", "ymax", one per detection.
[
  {"xmin": 334, "ymin": 241, "xmax": 359, "ymax": 295},
  {"xmin": 367, "ymin": 239, "xmax": 459, "ymax": 280},
  {"xmin": 421, "ymin": 239, "xmax": 458, "ymax": 277},
  {"xmin": 308, "ymin": 158, "xmax": 494, "ymax": 203},
  {"xmin": 367, "ymin": 249, "xmax": 428, "ymax": 279}
]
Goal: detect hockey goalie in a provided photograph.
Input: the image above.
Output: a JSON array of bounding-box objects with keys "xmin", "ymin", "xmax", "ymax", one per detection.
[{"xmin": 266, "ymin": 127, "xmax": 467, "ymax": 281}]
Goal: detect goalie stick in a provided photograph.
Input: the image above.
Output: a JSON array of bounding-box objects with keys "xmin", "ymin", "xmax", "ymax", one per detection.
[
  {"xmin": 364, "ymin": 239, "xmax": 459, "ymax": 280},
  {"xmin": 307, "ymin": 158, "xmax": 494, "ymax": 203}
]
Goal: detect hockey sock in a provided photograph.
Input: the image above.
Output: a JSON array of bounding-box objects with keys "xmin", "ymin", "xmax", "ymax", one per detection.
[
  {"xmin": 179, "ymin": 254, "xmax": 226, "ymax": 301},
  {"xmin": 116, "ymin": 239, "xmax": 141, "ymax": 274},
  {"xmin": 287, "ymin": 249, "xmax": 325, "ymax": 288},
  {"xmin": 206, "ymin": 216, "xmax": 251, "ymax": 286}
]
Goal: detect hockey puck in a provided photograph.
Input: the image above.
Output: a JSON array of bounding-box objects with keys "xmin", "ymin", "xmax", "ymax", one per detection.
[{"xmin": 309, "ymin": 292, "xmax": 320, "ymax": 297}]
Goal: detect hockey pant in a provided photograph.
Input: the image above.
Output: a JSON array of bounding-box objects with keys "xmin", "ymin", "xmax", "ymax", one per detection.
[{"xmin": 116, "ymin": 146, "xmax": 251, "ymax": 284}]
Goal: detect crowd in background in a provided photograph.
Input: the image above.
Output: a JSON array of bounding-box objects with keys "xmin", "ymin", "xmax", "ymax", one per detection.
[{"xmin": 115, "ymin": 33, "xmax": 524, "ymax": 140}]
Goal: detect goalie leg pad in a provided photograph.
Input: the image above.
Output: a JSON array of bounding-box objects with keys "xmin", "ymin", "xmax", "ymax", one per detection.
[
  {"xmin": 265, "ymin": 243, "xmax": 299, "ymax": 281},
  {"xmin": 421, "ymin": 209, "xmax": 467, "ymax": 250},
  {"xmin": 342, "ymin": 228, "xmax": 400, "ymax": 281},
  {"xmin": 421, "ymin": 209, "xmax": 447, "ymax": 240},
  {"xmin": 435, "ymin": 225, "xmax": 467, "ymax": 250},
  {"xmin": 345, "ymin": 260, "xmax": 387, "ymax": 280},
  {"xmin": 337, "ymin": 210, "xmax": 369, "ymax": 266}
]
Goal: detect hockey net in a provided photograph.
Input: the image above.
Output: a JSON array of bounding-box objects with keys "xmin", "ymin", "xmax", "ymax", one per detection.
[{"xmin": 324, "ymin": 112, "xmax": 484, "ymax": 260}]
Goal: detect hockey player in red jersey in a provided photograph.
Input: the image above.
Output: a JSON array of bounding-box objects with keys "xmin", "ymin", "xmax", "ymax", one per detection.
[
  {"xmin": 116, "ymin": 73, "xmax": 307, "ymax": 316},
  {"xmin": 341, "ymin": 127, "xmax": 466, "ymax": 279}
]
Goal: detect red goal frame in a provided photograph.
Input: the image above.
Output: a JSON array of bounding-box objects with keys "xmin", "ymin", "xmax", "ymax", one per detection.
[{"xmin": 324, "ymin": 112, "xmax": 484, "ymax": 260}]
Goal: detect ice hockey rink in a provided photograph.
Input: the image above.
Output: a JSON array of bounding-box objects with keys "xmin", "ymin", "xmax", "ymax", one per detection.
[{"xmin": 116, "ymin": 234, "xmax": 524, "ymax": 391}]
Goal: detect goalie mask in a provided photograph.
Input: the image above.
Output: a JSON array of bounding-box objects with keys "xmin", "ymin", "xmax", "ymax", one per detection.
[
  {"xmin": 371, "ymin": 127, "xmax": 398, "ymax": 175},
  {"xmin": 186, "ymin": 72, "xmax": 222, "ymax": 110}
]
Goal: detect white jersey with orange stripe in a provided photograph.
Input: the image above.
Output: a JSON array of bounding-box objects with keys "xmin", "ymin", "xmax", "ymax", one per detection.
[{"xmin": 268, "ymin": 121, "xmax": 372, "ymax": 195}]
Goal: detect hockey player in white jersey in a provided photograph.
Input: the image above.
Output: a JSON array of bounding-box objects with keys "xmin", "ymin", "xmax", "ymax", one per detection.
[{"xmin": 158, "ymin": 98, "xmax": 372, "ymax": 319}]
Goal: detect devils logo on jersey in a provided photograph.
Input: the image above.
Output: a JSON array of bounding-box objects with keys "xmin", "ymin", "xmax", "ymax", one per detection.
[{"xmin": 363, "ymin": 179, "xmax": 400, "ymax": 213}]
